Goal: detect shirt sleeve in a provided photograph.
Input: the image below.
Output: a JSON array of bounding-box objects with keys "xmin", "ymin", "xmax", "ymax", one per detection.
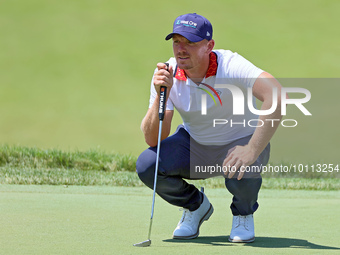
[
  {"xmin": 226, "ymin": 52, "xmax": 264, "ymax": 88},
  {"xmin": 148, "ymin": 68, "xmax": 174, "ymax": 110}
]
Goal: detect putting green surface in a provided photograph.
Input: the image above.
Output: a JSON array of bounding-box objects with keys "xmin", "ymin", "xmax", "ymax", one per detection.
[{"xmin": 0, "ymin": 185, "xmax": 339, "ymax": 255}]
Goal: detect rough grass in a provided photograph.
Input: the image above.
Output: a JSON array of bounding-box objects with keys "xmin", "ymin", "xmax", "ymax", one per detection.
[
  {"xmin": 0, "ymin": 145, "xmax": 339, "ymax": 190},
  {"xmin": 0, "ymin": 144, "xmax": 136, "ymax": 172}
]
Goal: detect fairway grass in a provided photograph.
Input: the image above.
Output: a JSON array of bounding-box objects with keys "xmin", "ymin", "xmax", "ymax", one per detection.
[
  {"xmin": 0, "ymin": 185, "xmax": 339, "ymax": 255},
  {"xmin": 1, "ymin": 0, "xmax": 339, "ymax": 163}
]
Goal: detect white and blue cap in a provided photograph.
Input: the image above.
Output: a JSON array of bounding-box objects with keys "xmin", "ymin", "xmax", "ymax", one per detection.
[{"xmin": 165, "ymin": 13, "xmax": 213, "ymax": 42}]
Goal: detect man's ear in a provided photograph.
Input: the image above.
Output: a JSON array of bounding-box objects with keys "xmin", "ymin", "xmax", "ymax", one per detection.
[{"xmin": 207, "ymin": 39, "xmax": 215, "ymax": 53}]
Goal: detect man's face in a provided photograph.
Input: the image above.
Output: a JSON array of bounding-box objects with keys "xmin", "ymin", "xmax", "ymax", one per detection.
[{"xmin": 172, "ymin": 34, "xmax": 211, "ymax": 71}]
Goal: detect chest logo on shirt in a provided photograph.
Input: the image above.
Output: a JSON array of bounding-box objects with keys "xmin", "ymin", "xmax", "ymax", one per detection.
[
  {"xmin": 196, "ymin": 82, "xmax": 223, "ymax": 106},
  {"xmin": 194, "ymin": 82, "xmax": 223, "ymax": 115}
]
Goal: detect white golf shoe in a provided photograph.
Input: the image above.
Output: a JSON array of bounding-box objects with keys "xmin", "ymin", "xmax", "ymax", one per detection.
[
  {"xmin": 173, "ymin": 192, "xmax": 214, "ymax": 239},
  {"xmin": 228, "ymin": 214, "xmax": 255, "ymax": 243}
]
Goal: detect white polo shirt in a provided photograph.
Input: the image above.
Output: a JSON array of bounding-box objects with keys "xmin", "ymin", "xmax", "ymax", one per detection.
[{"xmin": 148, "ymin": 49, "xmax": 264, "ymax": 145}]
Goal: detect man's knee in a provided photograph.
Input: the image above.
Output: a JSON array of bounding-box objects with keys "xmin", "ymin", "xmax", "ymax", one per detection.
[{"xmin": 136, "ymin": 149, "xmax": 157, "ymax": 187}]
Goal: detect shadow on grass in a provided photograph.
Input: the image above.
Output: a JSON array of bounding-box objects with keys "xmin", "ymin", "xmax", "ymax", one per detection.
[{"xmin": 163, "ymin": 236, "xmax": 340, "ymax": 250}]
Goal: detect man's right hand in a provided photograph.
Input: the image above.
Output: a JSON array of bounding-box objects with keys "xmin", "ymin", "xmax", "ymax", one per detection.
[{"xmin": 153, "ymin": 63, "xmax": 173, "ymax": 96}]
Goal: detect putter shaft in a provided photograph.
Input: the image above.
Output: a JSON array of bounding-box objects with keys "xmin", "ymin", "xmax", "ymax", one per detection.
[{"xmin": 148, "ymin": 119, "xmax": 163, "ymax": 240}]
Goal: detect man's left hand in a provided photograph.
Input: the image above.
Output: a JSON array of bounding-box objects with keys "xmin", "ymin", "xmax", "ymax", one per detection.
[{"xmin": 222, "ymin": 145, "xmax": 258, "ymax": 180}]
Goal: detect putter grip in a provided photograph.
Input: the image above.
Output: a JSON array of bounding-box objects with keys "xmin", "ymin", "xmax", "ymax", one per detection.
[{"xmin": 158, "ymin": 63, "xmax": 169, "ymax": 121}]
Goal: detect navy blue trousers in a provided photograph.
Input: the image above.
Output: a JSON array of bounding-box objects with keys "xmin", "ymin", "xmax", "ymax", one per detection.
[{"xmin": 136, "ymin": 126, "xmax": 270, "ymax": 215}]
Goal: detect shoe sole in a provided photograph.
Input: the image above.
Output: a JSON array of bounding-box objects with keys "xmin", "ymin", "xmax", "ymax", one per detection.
[
  {"xmin": 173, "ymin": 203, "xmax": 214, "ymax": 240},
  {"xmin": 228, "ymin": 236, "xmax": 255, "ymax": 243}
]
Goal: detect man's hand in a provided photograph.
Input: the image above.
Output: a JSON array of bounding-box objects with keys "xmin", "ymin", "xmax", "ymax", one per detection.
[
  {"xmin": 153, "ymin": 63, "xmax": 173, "ymax": 97},
  {"xmin": 141, "ymin": 63, "xmax": 174, "ymax": 147},
  {"xmin": 222, "ymin": 144, "xmax": 259, "ymax": 180}
]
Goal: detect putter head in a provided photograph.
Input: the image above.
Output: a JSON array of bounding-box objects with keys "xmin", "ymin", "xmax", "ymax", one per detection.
[{"xmin": 133, "ymin": 239, "xmax": 151, "ymax": 247}]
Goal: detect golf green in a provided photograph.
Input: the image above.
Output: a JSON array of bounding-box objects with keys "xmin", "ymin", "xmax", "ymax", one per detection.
[{"xmin": 0, "ymin": 185, "xmax": 339, "ymax": 254}]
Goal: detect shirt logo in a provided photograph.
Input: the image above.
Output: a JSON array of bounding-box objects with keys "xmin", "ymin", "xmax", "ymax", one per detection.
[{"xmin": 195, "ymin": 82, "xmax": 223, "ymax": 116}]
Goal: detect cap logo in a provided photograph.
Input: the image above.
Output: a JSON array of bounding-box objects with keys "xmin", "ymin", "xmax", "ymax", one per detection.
[
  {"xmin": 176, "ymin": 20, "xmax": 197, "ymax": 29},
  {"xmin": 206, "ymin": 31, "xmax": 210, "ymax": 36}
]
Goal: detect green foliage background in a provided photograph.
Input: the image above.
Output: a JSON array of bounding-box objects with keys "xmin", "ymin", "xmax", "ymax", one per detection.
[{"xmin": 1, "ymin": 0, "xmax": 339, "ymax": 164}]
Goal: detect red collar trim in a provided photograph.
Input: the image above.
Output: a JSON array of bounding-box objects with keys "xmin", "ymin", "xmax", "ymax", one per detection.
[{"xmin": 175, "ymin": 52, "xmax": 218, "ymax": 81}]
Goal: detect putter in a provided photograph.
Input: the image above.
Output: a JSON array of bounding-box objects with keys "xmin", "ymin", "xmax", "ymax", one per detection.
[{"xmin": 134, "ymin": 63, "xmax": 169, "ymax": 247}]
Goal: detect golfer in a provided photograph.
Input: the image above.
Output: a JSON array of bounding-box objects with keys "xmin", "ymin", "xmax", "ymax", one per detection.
[{"xmin": 136, "ymin": 13, "xmax": 282, "ymax": 242}]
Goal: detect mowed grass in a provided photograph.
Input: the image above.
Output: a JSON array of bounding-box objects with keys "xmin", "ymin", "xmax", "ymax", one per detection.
[
  {"xmin": 0, "ymin": 185, "xmax": 339, "ymax": 255},
  {"xmin": 0, "ymin": 0, "xmax": 339, "ymax": 164}
]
